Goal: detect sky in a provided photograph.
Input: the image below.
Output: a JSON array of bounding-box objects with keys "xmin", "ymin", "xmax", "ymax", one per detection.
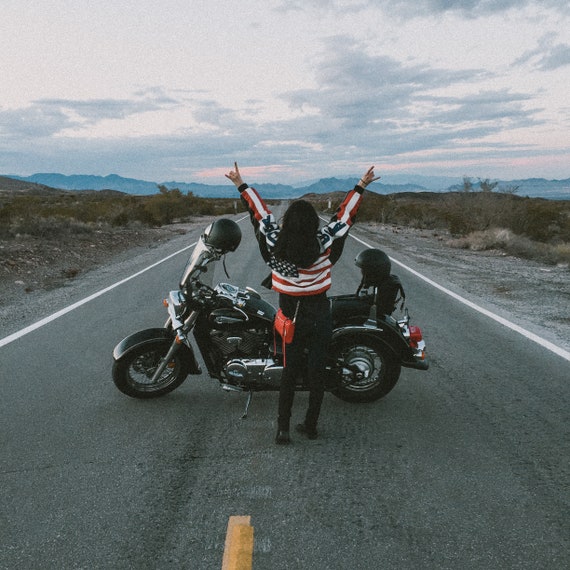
[{"xmin": 1, "ymin": 0, "xmax": 569, "ymax": 185}]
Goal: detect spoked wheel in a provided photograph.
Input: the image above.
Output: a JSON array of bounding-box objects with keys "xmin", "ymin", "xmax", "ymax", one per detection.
[
  {"xmin": 112, "ymin": 340, "xmax": 189, "ymax": 398},
  {"xmin": 331, "ymin": 337, "xmax": 401, "ymax": 403}
]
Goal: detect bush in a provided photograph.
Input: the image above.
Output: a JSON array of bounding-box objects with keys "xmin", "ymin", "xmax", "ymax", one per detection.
[
  {"xmin": 4, "ymin": 216, "xmax": 96, "ymax": 239},
  {"xmin": 449, "ymin": 228, "xmax": 570, "ymax": 265},
  {"xmin": 0, "ymin": 188, "xmax": 239, "ymax": 235},
  {"xmin": 308, "ymin": 188, "xmax": 569, "ymax": 265},
  {"xmin": 344, "ymin": 190, "xmax": 569, "ymax": 245}
]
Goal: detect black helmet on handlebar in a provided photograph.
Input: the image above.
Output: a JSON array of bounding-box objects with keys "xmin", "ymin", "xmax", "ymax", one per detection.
[
  {"xmin": 203, "ymin": 218, "xmax": 242, "ymax": 252},
  {"xmin": 355, "ymin": 248, "xmax": 391, "ymax": 287}
]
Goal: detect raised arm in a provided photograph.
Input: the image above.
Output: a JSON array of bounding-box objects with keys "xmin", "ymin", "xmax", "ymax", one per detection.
[
  {"xmin": 358, "ymin": 165, "xmax": 381, "ymax": 189},
  {"xmin": 225, "ymin": 162, "xmax": 245, "ymax": 189},
  {"xmin": 322, "ymin": 165, "xmax": 380, "ymax": 256},
  {"xmin": 225, "ymin": 162, "xmax": 278, "ymax": 262}
]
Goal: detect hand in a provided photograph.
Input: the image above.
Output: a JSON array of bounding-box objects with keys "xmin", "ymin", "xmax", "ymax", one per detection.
[
  {"xmin": 225, "ymin": 162, "xmax": 245, "ymax": 188},
  {"xmin": 359, "ymin": 166, "xmax": 381, "ymax": 188}
]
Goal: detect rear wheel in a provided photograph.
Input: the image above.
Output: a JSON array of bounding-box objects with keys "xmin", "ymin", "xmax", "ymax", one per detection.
[
  {"xmin": 112, "ymin": 340, "xmax": 189, "ymax": 398},
  {"xmin": 331, "ymin": 337, "xmax": 401, "ymax": 402}
]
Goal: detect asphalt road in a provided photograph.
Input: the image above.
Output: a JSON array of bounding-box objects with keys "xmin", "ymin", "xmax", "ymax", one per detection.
[{"xmin": 1, "ymin": 212, "xmax": 569, "ymax": 569}]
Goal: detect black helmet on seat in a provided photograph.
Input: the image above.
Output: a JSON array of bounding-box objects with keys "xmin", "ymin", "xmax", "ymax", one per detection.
[
  {"xmin": 355, "ymin": 248, "xmax": 391, "ymax": 287},
  {"xmin": 203, "ymin": 218, "xmax": 242, "ymax": 252}
]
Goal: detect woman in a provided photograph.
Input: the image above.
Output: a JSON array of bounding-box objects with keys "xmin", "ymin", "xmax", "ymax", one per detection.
[{"xmin": 225, "ymin": 162, "xmax": 379, "ymax": 444}]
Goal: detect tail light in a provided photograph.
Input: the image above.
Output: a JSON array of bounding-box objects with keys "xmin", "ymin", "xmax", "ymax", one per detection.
[{"xmin": 408, "ymin": 326, "xmax": 423, "ymax": 347}]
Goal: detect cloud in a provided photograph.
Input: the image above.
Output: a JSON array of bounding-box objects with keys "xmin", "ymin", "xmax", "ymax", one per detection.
[
  {"xmin": 275, "ymin": 0, "xmax": 368, "ymax": 13},
  {"xmin": 0, "ymin": 16, "xmax": 563, "ymax": 183},
  {"xmin": 0, "ymin": 38, "xmax": 547, "ymax": 181},
  {"xmin": 275, "ymin": 0, "xmax": 569, "ymax": 17},
  {"xmin": 515, "ymin": 36, "xmax": 570, "ymax": 71},
  {"xmin": 422, "ymin": 90, "xmax": 539, "ymax": 127},
  {"xmin": 190, "ymin": 100, "xmax": 246, "ymax": 128},
  {"xmin": 0, "ymin": 91, "xmax": 180, "ymax": 139},
  {"xmin": 540, "ymin": 43, "xmax": 570, "ymax": 70},
  {"xmin": 279, "ymin": 40, "xmax": 540, "ymax": 156},
  {"xmin": 0, "ymin": 106, "xmax": 75, "ymax": 138},
  {"xmin": 382, "ymin": 0, "xmax": 569, "ymax": 17},
  {"xmin": 283, "ymin": 39, "xmax": 485, "ymax": 131}
]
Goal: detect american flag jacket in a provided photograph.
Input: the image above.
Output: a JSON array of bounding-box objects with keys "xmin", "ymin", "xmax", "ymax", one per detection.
[{"xmin": 238, "ymin": 182, "xmax": 365, "ymax": 296}]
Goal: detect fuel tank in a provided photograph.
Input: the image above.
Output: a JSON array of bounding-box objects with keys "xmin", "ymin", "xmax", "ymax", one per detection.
[{"xmin": 213, "ymin": 283, "xmax": 276, "ymax": 329}]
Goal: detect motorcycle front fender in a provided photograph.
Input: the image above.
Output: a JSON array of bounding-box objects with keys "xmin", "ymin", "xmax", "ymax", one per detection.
[{"xmin": 112, "ymin": 328, "xmax": 202, "ymax": 374}]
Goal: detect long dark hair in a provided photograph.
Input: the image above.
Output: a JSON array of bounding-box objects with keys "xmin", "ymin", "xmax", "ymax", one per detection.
[{"xmin": 274, "ymin": 200, "xmax": 321, "ymax": 267}]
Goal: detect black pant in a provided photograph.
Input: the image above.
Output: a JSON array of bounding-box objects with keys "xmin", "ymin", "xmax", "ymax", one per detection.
[{"xmin": 277, "ymin": 293, "xmax": 332, "ymax": 430}]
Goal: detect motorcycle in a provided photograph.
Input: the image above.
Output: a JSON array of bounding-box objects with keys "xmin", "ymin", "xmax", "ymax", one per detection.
[{"xmin": 112, "ymin": 219, "xmax": 428, "ymax": 417}]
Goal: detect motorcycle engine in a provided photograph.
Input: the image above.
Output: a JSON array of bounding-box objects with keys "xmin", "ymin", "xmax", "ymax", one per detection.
[
  {"xmin": 210, "ymin": 328, "xmax": 282, "ymax": 387},
  {"xmin": 209, "ymin": 329, "xmax": 265, "ymax": 356},
  {"xmin": 224, "ymin": 358, "xmax": 282, "ymax": 387},
  {"xmin": 205, "ymin": 284, "xmax": 282, "ymax": 387}
]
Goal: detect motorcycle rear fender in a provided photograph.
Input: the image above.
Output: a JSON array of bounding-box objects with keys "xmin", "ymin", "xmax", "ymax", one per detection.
[
  {"xmin": 112, "ymin": 328, "xmax": 201, "ymax": 374},
  {"xmin": 331, "ymin": 324, "xmax": 411, "ymax": 363}
]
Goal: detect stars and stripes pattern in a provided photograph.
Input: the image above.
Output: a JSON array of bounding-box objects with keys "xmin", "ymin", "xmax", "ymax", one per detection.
[{"xmin": 267, "ymin": 256, "xmax": 299, "ymax": 278}]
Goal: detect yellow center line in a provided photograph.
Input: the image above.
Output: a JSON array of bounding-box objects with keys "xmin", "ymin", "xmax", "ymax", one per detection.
[{"xmin": 222, "ymin": 515, "xmax": 254, "ymax": 570}]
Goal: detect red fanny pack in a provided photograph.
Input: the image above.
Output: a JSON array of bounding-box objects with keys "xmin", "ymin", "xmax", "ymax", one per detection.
[
  {"xmin": 274, "ymin": 308, "xmax": 296, "ymax": 343},
  {"xmin": 273, "ymin": 302, "xmax": 300, "ymax": 365}
]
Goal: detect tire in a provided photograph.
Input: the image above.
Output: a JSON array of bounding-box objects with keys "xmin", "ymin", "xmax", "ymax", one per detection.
[
  {"xmin": 331, "ymin": 336, "xmax": 401, "ymax": 403},
  {"xmin": 112, "ymin": 340, "xmax": 189, "ymax": 398}
]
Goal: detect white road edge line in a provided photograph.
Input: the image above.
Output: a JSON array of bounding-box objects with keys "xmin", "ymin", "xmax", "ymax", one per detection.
[
  {"xmin": 349, "ymin": 232, "xmax": 570, "ymax": 362},
  {"xmin": 0, "ymin": 241, "xmax": 198, "ymax": 349}
]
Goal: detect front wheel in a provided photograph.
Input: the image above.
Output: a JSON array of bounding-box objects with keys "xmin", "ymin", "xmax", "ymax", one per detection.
[
  {"xmin": 112, "ymin": 340, "xmax": 189, "ymax": 398},
  {"xmin": 331, "ymin": 337, "xmax": 401, "ymax": 403}
]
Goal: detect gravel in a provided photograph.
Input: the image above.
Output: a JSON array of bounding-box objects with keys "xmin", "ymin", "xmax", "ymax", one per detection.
[{"xmin": 0, "ymin": 219, "xmax": 215, "ymax": 339}]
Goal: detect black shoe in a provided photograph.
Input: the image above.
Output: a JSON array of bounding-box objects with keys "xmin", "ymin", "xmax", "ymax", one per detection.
[
  {"xmin": 275, "ymin": 430, "xmax": 291, "ymax": 445},
  {"xmin": 295, "ymin": 423, "xmax": 318, "ymax": 440}
]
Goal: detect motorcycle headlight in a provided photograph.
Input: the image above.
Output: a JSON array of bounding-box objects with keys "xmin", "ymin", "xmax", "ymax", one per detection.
[{"xmin": 169, "ymin": 290, "xmax": 187, "ymax": 319}]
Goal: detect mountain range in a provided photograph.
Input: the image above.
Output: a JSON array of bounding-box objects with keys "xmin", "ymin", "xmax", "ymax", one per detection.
[{"xmin": 5, "ymin": 172, "xmax": 570, "ymax": 200}]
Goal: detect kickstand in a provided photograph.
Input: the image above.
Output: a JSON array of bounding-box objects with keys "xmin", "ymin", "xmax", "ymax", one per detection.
[{"xmin": 241, "ymin": 390, "xmax": 253, "ymax": 419}]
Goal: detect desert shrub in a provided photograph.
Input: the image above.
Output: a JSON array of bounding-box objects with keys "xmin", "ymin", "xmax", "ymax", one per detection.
[
  {"xmin": 508, "ymin": 199, "xmax": 570, "ymax": 243},
  {"xmin": 138, "ymin": 189, "xmax": 238, "ymax": 226},
  {"xmin": 367, "ymin": 195, "xmax": 398, "ymax": 224},
  {"xmin": 442, "ymin": 192, "xmax": 518, "ymax": 235},
  {"xmin": 196, "ymin": 201, "xmax": 218, "ymax": 215},
  {"xmin": 111, "ymin": 211, "xmax": 131, "ymax": 227},
  {"xmin": 309, "ymin": 190, "xmax": 569, "ymax": 244},
  {"xmin": 7, "ymin": 216, "xmax": 96, "ymax": 239},
  {"xmin": 131, "ymin": 203, "xmax": 158, "ymax": 226},
  {"xmin": 449, "ymin": 228, "xmax": 569, "ymax": 265},
  {"xmin": 553, "ymin": 243, "xmax": 570, "ymax": 264},
  {"xmin": 0, "ymin": 190, "xmax": 235, "ymax": 238},
  {"xmin": 384, "ymin": 191, "xmax": 570, "ymax": 245},
  {"xmin": 308, "ymin": 188, "xmax": 569, "ymax": 265},
  {"xmin": 393, "ymin": 202, "xmax": 442, "ymax": 229}
]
